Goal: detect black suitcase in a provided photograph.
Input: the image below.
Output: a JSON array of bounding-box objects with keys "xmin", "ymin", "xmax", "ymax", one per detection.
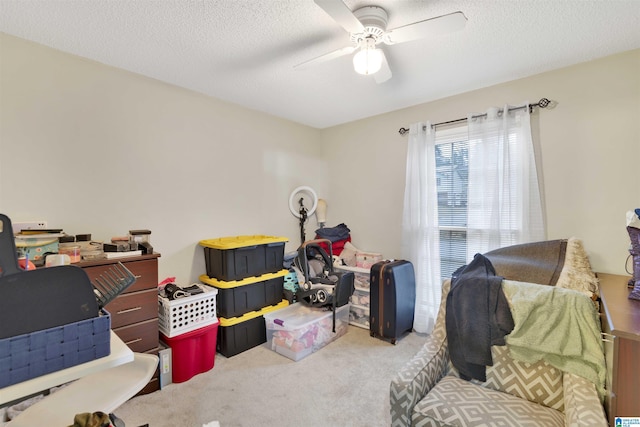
[{"xmin": 370, "ymin": 260, "xmax": 416, "ymax": 344}]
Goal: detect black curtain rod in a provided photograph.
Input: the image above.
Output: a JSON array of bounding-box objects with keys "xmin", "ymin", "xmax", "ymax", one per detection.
[{"xmin": 398, "ymin": 98, "xmax": 551, "ymax": 136}]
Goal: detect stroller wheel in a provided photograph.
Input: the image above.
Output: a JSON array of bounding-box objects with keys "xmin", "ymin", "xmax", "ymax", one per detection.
[{"xmin": 317, "ymin": 289, "xmax": 327, "ymax": 303}]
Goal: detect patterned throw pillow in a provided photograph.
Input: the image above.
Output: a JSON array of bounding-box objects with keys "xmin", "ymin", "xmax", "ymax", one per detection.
[
  {"xmin": 483, "ymin": 346, "xmax": 564, "ymax": 411},
  {"xmin": 447, "ymin": 346, "xmax": 564, "ymax": 411},
  {"xmin": 413, "ymin": 375, "xmax": 564, "ymax": 427}
]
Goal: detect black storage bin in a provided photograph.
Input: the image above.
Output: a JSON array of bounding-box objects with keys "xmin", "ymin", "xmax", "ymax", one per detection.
[
  {"xmin": 217, "ymin": 300, "xmax": 288, "ymax": 357},
  {"xmin": 200, "ymin": 270, "xmax": 287, "ymax": 318},
  {"xmin": 200, "ymin": 236, "xmax": 287, "ymax": 281}
]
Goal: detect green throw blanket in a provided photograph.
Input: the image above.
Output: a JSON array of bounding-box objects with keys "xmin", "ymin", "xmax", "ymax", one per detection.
[{"xmin": 502, "ymin": 280, "xmax": 606, "ymax": 400}]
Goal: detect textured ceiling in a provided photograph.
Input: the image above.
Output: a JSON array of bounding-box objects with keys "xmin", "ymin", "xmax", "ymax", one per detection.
[{"xmin": 1, "ymin": 0, "xmax": 639, "ymax": 128}]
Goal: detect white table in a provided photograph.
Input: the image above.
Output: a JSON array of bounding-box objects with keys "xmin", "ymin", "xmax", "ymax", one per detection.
[
  {"xmin": 0, "ymin": 331, "xmax": 133, "ymax": 406},
  {"xmin": 2, "ymin": 332, "xmax": 158, "ymax": 427}
]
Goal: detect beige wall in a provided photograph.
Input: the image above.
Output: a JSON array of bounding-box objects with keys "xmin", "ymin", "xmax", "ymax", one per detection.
[
  {"xmin": 321, "ymin": 49, "xmax": 640, "ymax": 275},
  {"xmin": 1, "ymin": 33, "xmax": 638, "ymax": 281},
  {"xmin": 0, "ymin": 34, "xmax": 325, "ymax": 282}
]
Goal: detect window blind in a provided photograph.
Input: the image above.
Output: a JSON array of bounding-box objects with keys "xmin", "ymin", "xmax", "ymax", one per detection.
[{"xmin": 435, "ymin": 125, "xmax": 469, "ymax": 279}]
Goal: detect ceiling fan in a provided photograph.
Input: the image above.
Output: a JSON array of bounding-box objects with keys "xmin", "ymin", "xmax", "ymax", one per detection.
[{"xmin": 296, "ymin": 0, "xmax": 467, "ymax": 83}]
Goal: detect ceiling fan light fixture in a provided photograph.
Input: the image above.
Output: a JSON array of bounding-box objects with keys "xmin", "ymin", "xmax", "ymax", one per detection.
[
  {"xmin": 353, "ymin": 38, "xmax": 383, "ymax": 75},
  {"xmin": 302, "ymin": 2, "xmax": 468, "ymax": 84}
]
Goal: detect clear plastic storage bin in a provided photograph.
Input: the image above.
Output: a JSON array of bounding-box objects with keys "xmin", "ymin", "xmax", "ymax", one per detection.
[{"xmin": 264, "ymin": 303, "xmax": 349, "ymax": 361}]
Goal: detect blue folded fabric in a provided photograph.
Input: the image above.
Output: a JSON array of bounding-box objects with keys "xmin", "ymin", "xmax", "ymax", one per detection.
[{"xmin": 315, "ymin": 223, "xmax": 350, "ymax": 242}]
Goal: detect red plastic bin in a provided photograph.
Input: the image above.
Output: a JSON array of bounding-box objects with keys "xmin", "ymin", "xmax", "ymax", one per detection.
[{"xmin": 160, "ymin": 321, "xmax": 219, "ymax": 383}]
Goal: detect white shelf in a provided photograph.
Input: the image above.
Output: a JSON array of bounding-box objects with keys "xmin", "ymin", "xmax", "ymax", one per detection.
[
  {"xmin": 349, "ymin": 321, "xmax": 369, "ymax": 329},
  {"xmin": 334, "ymin": 265, "xmax": 370, "ymax": 274},
  {"xmin": 338, "ymin": 265, "xmax": 373, "ymax": 332}
]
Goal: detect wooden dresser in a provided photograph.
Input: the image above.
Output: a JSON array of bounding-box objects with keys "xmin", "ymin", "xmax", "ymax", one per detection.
[
  {"xmin": 598, "ymin": 273, "xmax": 640, "ymax": 425},
  {"xmin": 78, "ymin": 253, "xmax": 161, "ymax": 394}
]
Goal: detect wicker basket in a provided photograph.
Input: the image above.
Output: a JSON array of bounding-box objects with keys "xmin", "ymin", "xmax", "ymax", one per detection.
[{"xmin": 0, "ymin": 309, "xmax": 111, "ymax": 388}]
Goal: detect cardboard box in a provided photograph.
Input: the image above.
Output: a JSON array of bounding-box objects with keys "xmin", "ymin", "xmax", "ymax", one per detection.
[{"xmin": 158, "ymin": 342, "xmax": 172, "ymax": 389}]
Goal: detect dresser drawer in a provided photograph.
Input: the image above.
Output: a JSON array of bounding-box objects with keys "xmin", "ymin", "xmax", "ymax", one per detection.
[
  {"xmin": 105, "ymin": 289, "xmax": 158, "ymax": 328},
  {"xmin": 136, "ymin": 347, "xmax": 161, "ymax": 396},
  {"xmin": 136, "ymin": 376, "xmax": 160, "ymax": 396},
  {"xmin": 120, "ymin": 258, "xmax": 159, "ymax": 293},
  {"xmin": 113, "ymin": 318, "xmax": 159, "ymax": 353},
  {"xmin": 82, "ymin": 258, "xmax": 158, "ymax": 294}
]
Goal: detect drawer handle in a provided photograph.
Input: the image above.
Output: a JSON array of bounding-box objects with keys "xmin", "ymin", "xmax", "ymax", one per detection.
[
  {"xmin": 134, "ymin": 275, "xmax": 142, "ymax": 279},
  {"xmin": 601, "ymin": 332, "xmax": 615, "ymax": 343},
  {"xmin": 117, "ymin": 306, "xmax": 142, "ymax": 314},
  {"xmin": 125, "ymin": 338, "xmax": 143, "ymax": 345}
]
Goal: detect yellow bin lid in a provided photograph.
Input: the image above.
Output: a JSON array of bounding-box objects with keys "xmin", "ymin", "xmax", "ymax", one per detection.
[
  {"xmin": 200, "ymin": 269, "xmax": 289, "ymax": 289},
  {"xmin": 218, "ymin": 299, "xmax": 289, "ymax": 327},
  {"xmin": 199, "ymin": 235, "xmax": 288, "ymax": 250}
]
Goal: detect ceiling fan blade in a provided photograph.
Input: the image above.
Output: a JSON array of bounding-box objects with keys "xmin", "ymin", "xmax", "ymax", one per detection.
[
  {"xmin": 314, "ymin": 0, "xmax": 365, "ymax": 34},
  {"xmin": 374, "ymin": 50, "xmax": 392, "ymax": 84},
  {"xmin": 384, "ymin": 11, "xmax": 467, "ymax": 45},
  {"xmin": 294, "ymin": 45, "xmax": 357, "ymax": 69}
]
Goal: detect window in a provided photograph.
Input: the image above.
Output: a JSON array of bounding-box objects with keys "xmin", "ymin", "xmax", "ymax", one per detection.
[
  {"xmin": 435, "ymin": 125, "xmax": 469, "ymax": 280},
  {"xmin": 403, "ymin": 108, "xmax": 544, "ymax": 334}
]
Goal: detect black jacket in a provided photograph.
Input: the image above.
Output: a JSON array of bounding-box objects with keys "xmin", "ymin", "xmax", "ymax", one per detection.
[{"xmin": 445, "ymin": 253, "xmax": 515, "ymax": 382}]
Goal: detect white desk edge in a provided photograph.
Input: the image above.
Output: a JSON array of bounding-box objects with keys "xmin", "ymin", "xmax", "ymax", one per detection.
[{"xmin": 0, "ymin": 331, "xmax": 134, "ymax": 406}]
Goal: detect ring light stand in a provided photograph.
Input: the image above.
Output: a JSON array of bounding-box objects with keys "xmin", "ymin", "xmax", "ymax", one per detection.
[{"xmin": 289, "ymin": 186, "xmax": 318, "ymax": 245}]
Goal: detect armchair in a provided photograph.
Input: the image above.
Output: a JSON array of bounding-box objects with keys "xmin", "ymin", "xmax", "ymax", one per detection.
[{"xmin": 390, "ymin": 239, "xmax": 608, "ymax": 427}]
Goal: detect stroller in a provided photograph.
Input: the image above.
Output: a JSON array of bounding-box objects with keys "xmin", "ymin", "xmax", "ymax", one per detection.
[{"xmin": 294, "ymin": 239, "xmax": 355, "ymax": 331}]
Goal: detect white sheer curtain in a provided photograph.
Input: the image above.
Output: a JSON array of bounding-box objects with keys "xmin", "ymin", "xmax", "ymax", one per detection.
[
  {"xmin": 466, "ymin": 105, "xmax": 545, "ymax": 257},
  {"xmin": 401, "ymin": 122, "xmax": 441, "ymax": 334},
  {"xmin": 402, "ymin": 105, "xmax": 545, "ymax": 334}
]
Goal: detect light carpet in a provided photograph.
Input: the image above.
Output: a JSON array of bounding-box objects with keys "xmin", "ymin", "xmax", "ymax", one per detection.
[{"xmin": 114, "ymin": 326, "xmax": 425, "ymax": 427}]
